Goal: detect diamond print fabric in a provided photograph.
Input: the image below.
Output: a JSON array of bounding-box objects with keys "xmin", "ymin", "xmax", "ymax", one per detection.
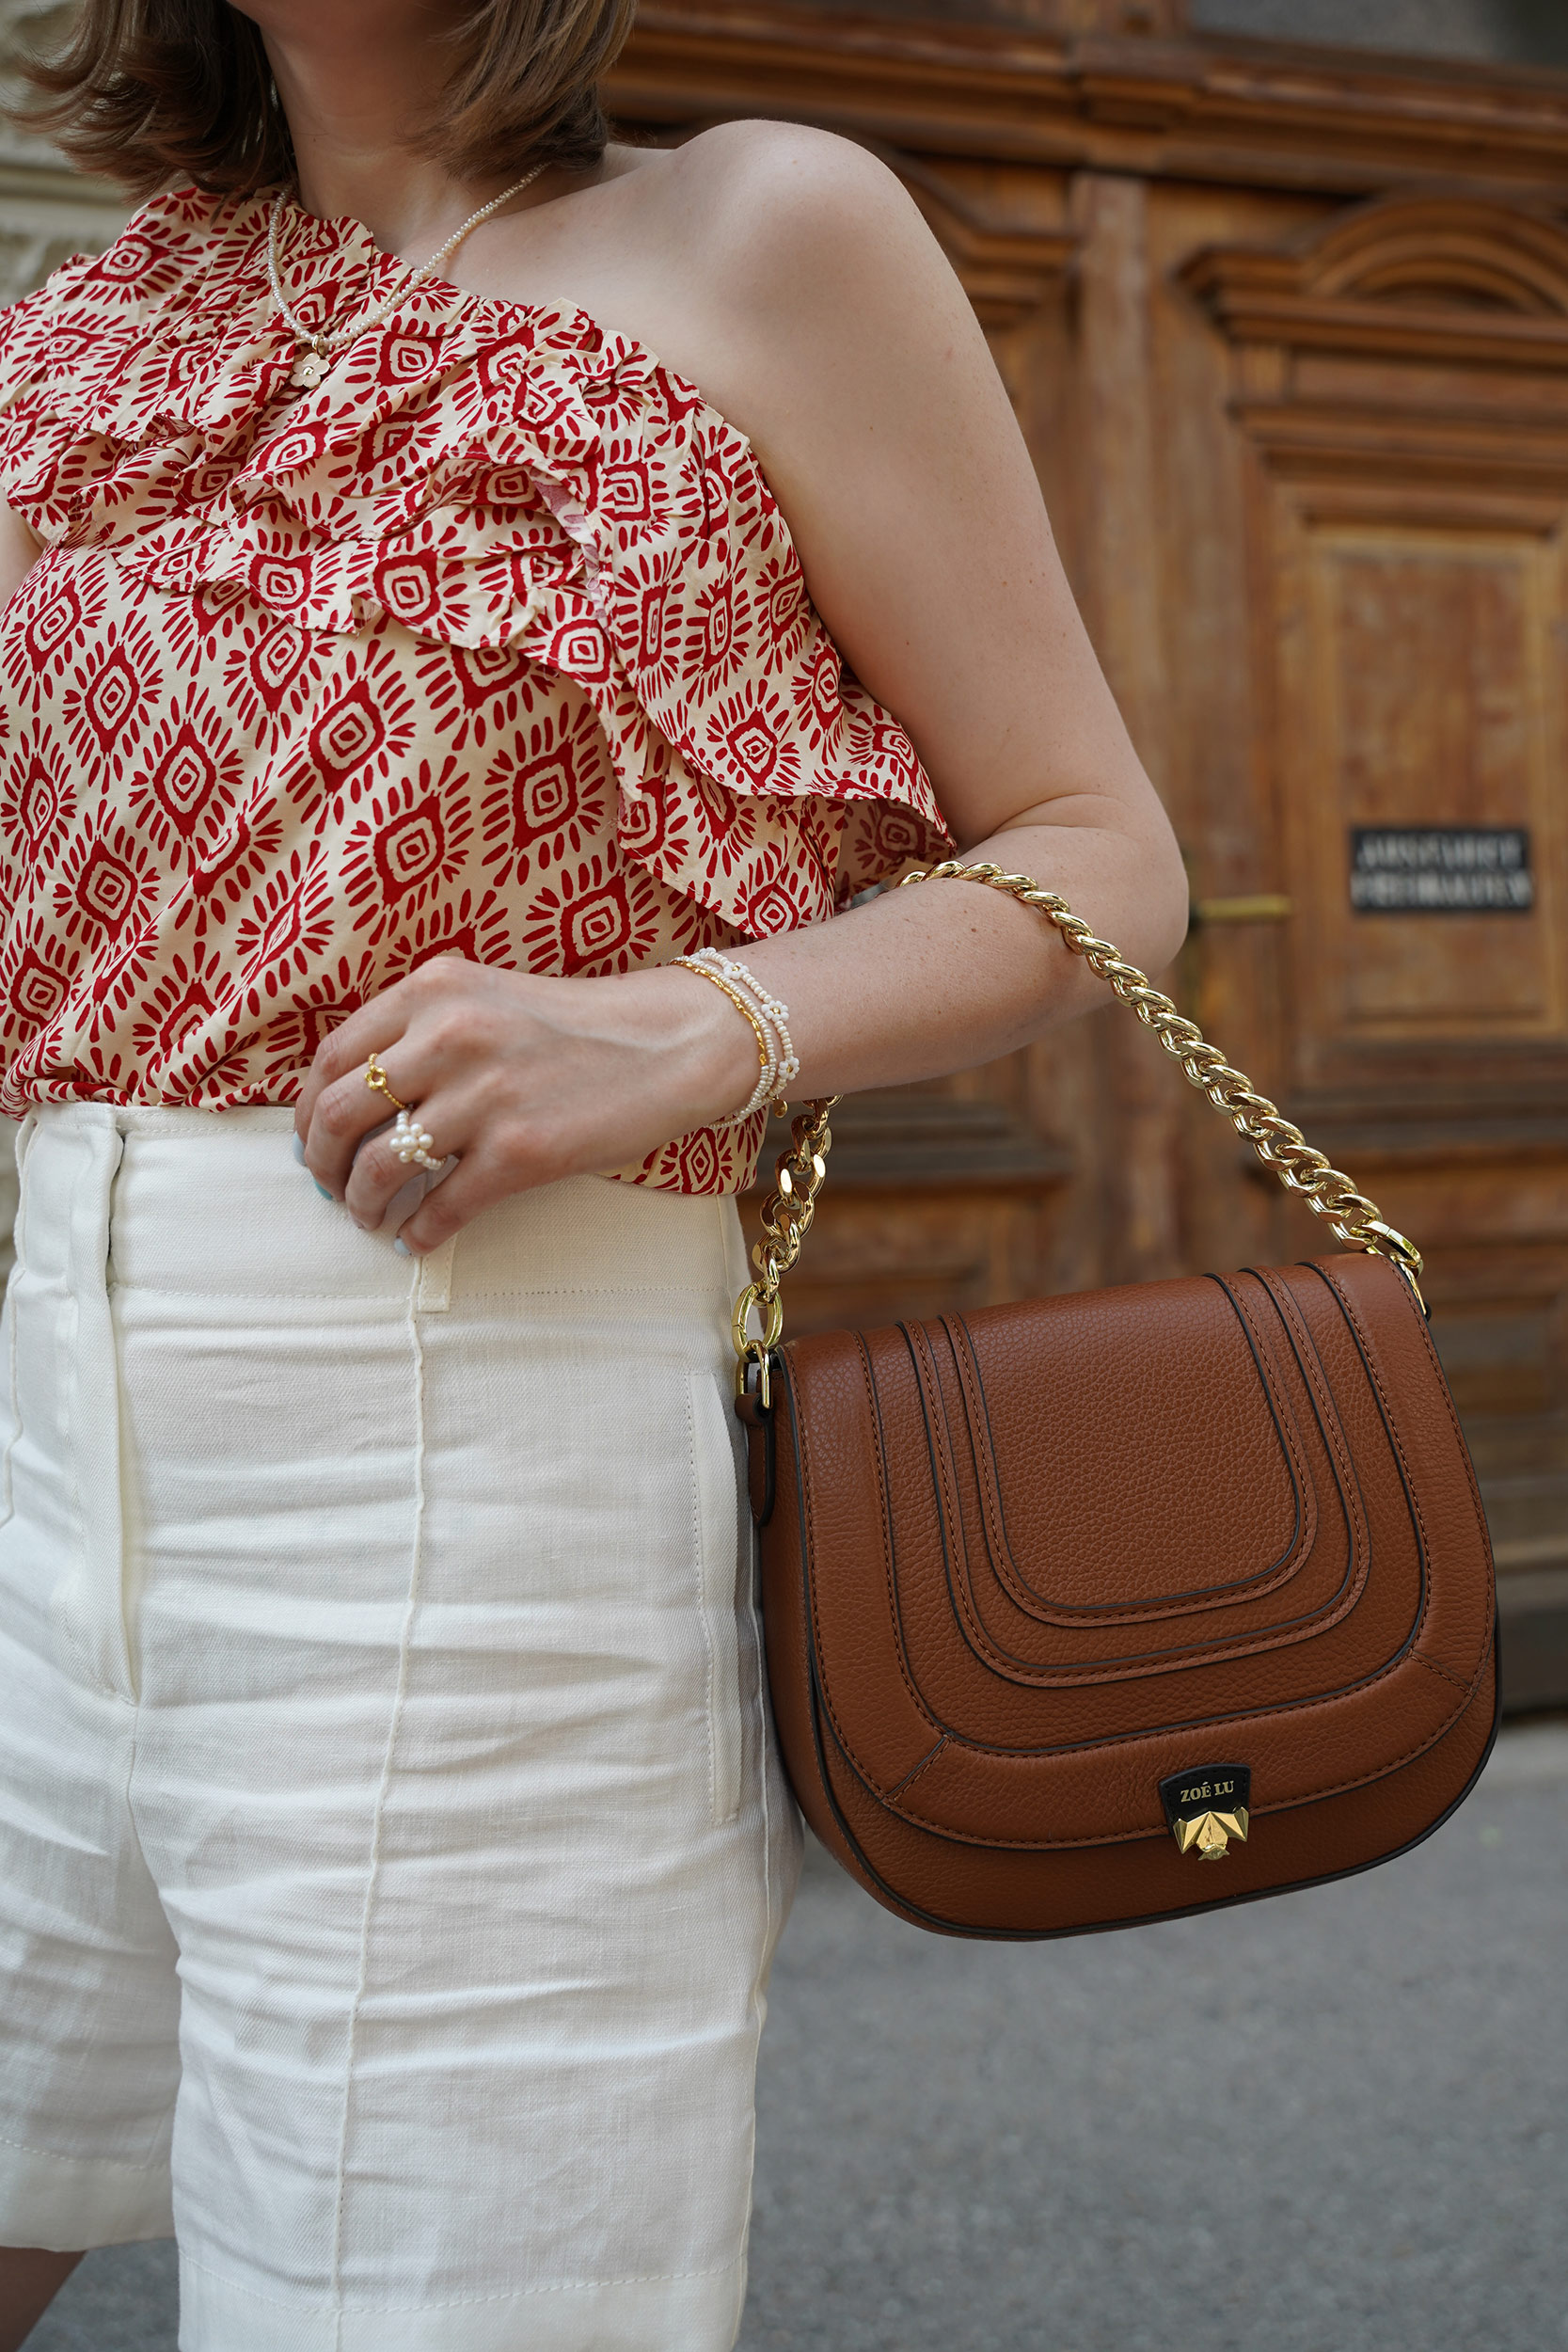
[{"xmin": 0, "ymin": 188, "xmax": 949, "ymax": 1191}]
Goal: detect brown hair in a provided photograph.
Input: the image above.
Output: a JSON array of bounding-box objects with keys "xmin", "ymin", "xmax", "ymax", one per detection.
[{"xmin": 11, "ymin": 0, "xmax": 639, "ymax": 199}]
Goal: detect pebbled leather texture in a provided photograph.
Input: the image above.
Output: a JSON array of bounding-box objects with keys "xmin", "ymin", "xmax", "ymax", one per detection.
[{"xmin": 746, "ymin": 1253, "xmax": 1498, "ymax": 1938}]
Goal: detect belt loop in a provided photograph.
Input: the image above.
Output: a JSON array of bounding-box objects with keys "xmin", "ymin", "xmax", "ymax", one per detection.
[{"xmin": 415, "ymin": 1232, "xmax": 456, "ymax": 1314}]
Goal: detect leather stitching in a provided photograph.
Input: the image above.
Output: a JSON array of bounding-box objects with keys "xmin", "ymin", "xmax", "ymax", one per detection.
[
  {"xmin": 1416, "ymin": 1652, "xmax": 1474, "ymax": 1699},
  {"xmin": 1228, "ymin": 1273, "xmax": 1367, "ymax": 1620},
  {"xmin": 791, "ymin": 1342, "xmax": 940, "ymax": 1808},
  {"xmin": 905, "ymin": 1288, "xmax": 1356, "ymax": 1692},
  {"xmin": 886, "ymin": 1653, "xmax": 1495, "ymax": 1848},
  {"xmin": 905, "ymin": 1320, "xmax": 1001, "ymax": 1680},
  {"xmin": 1313, "ymin": 1261, "xmax": 1494, "ymax": 1677},
  {"xmin": 945, "ymin": 1298, "xmax": 1316, "ymax": 1627},
  {"xmin": 886, "ymin": 1736, "xmax": 948, "ymax": 1800},
  {"xmin": 856, "ymin": 1332, "xmax": 940, "ymax": 1732},
  {"xmin": 1316, "ymin": 1260, "xmax": 1496, "ymax": 1629}
]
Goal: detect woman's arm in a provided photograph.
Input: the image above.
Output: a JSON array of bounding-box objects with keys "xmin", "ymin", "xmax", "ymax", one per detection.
[
  {"xmin": 0, "ymin": 504, "xmax": 40, "ymax": 607},
  {"xmin": 297, "ymin": 129, "xmax": 1188, "ymax": 1247}
]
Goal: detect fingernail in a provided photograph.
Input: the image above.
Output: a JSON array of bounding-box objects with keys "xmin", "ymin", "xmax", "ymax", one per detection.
[
  {"xmin": 393, "ymin": 1237, "xmax": 413, "ymax": 1257},
  {"xmin": 313, "ymin": 1180, "xmax": 334, "ymax": 1201},
  {"xmin": 292, "ymin": 1133, "xmax": 306, "ymax": 1164}
]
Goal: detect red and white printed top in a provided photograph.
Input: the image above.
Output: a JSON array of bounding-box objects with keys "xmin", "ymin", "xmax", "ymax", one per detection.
[{"xmin": 0, "ymin": 188, "xmax": 948, "ymax": 1192}]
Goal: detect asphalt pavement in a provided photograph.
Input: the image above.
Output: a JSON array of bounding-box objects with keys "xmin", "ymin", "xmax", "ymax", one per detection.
[{"xmin": 24, "ymin": 1721, "xmax": 1568, "ymax": 2352}]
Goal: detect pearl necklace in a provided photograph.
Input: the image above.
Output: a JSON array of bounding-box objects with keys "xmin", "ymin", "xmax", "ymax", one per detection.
[{"xmin": 266, "ymin": 163, "xmax": 547, "ymax": 391}]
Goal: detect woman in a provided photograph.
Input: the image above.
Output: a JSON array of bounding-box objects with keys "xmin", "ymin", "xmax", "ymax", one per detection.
[{"xmin": 0, "ymin": 2, "xmax": 1187, "ymax": 2344}]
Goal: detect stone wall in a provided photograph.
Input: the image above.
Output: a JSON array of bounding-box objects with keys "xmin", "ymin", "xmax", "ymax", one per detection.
[{"xmin": 0, "ymin": 0, "xmax": 127, "ymax": 304}]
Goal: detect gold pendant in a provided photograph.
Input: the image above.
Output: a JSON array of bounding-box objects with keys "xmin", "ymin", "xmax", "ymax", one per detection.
[{"xmin": 290, "ymin": 349, "xmax": 327, "ymax": 390}]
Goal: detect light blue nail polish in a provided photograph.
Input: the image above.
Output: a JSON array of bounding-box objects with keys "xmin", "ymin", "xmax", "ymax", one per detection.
[
  {"xmin": 292, "ymin": 1133, "xmax": 306, "ymax": 1164},
  {"xmin": 393, "ymin": 1238, "xmax": 412, "ymax": 1257},
  {"xmin": 313, "ymin": 1181, "xmax": 333, "ymax": 1200}
]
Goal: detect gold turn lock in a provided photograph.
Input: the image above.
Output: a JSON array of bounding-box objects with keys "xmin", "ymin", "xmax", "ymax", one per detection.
[
  {"xmin": 1172, "ymin": 1805, "xmax": 1250, "ymax": 1862},
  {"xmin": 1159, "ymin": 1764, "xmax": 1253, "ymax": 1863}
]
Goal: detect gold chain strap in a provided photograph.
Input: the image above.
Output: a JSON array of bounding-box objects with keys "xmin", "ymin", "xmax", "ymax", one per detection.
[{"xmin": 731, "ymin": 860, "xmax": 1424, "ymax": 1400}]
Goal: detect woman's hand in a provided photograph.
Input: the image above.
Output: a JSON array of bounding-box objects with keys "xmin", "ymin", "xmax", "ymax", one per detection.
[{"xmin": 293, "ymin": 954, "xmax": 755, "ymax": 1254}]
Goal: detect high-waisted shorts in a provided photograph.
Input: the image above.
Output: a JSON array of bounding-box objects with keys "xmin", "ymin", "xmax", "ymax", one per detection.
[{"xmin": 0, "ymin": 1104, "xmax": 800, "ymax": 2351}]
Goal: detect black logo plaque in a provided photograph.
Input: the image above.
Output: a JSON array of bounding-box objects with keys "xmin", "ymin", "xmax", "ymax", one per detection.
[
  {"xmin": 1159, "ymin": 1764, "xmax": 1252, "ymax": 1862},
  {"xmin": 1350, "ymin": 827, "xmax": 1532, "ymax": 915}
]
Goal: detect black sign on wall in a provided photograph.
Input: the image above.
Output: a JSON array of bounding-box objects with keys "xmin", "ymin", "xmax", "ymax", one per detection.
[{"xmin": 1350, "ymin": 828, "xmax": 1533, "ymax": 914}]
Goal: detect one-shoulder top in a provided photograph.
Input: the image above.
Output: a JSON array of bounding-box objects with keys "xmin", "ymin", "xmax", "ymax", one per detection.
[{"xmin": 0, "ymin": 186, "xmax": 948, "ymax": 1191}]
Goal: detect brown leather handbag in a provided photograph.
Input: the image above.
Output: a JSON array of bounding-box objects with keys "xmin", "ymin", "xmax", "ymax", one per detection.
[{"xmin": 734, "ymin": 862, "xmax": 1498, "ymax": 1939}]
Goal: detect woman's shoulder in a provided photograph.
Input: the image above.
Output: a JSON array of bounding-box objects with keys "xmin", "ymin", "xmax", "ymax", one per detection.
[
  {"xmin": 473, "ymin": 121, "xmax": 967, "ymax": 475},
  {"xmin": 620, "ymin": 119, "xmax": 936, "ymax": 314},
  {"xmin": 639, "ymin": 116, "xmax": 903, "ymax": 205}
]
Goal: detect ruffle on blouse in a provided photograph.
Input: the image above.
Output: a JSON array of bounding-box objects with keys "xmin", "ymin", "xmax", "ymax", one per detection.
[{"xmin": 0, "ymin": 190, "xmax": 949, "ymax": 938}]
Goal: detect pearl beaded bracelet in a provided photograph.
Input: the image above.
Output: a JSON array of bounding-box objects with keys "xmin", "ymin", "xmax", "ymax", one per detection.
[
  {"xmin": 684, "ymin": 948, "xmax": 801, "ymax": 1093},
  {"xmin": 672, "ymin": 949, "xmax": 800, "ymax": 1126}
]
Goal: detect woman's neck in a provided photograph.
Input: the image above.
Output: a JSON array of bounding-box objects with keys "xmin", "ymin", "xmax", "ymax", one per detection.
[{"xmin": 251, "ymin": 7, "xmax": 495, "ymax": 253}]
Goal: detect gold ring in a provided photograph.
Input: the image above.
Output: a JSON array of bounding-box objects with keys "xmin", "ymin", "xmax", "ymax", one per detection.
[{"xmin": 365, "ymin": 1054, "xmax": 408, "ymax": 1114}]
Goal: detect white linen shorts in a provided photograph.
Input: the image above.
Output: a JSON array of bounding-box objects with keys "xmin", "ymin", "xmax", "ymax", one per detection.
[{"xmin": 0, "ymin": 1103, "xmax": 801, "ymax": 2351}]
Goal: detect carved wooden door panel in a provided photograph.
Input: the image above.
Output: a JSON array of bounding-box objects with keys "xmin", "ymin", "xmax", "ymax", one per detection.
[
  {"xmin": 1186, "ymin": 197, "xmax": 1568, "ymax": 1685},
  {"xmin": 1277, "ymin": 501, "xmax": 1567, "ymax": 1089}
]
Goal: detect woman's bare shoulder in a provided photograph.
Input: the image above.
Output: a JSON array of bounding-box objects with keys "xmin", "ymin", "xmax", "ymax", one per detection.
[
  {"xmin": 625, "ymin": 118, "xmax": 938, "ymax": 303},
  {"xmin": 595, "ymin": 120, "xmax": 975, "ymax": 438}
]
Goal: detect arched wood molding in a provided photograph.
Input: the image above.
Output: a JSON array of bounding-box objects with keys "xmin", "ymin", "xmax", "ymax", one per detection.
[
  {"xmin": 1182, "ymin": 195, "xmax": 1568, "ymax": 374},
  {"xmin": 611, "ymin": 7, "xmax": 1568, "ymax": 199}
]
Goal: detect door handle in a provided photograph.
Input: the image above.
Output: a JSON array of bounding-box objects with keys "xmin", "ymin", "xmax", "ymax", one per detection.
[{"xmin": 1190, "ymin": 894, "xmax": 1292, "ymax": 927}]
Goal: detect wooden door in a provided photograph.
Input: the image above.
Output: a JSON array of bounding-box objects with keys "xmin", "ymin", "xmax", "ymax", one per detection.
[
  {"xmin": 610, "ymin": 11, "xmax": 1568, "ymax": 1705},
  {"xmin": 1184, "ymin": 195, "xmax": 1568, "ymax": 1697}
]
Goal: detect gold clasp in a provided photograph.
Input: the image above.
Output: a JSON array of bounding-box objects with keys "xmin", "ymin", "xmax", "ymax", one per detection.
[
  {"xmin": 732, "ymin": 1284, "xmax": 784, "ymax": 1406},
  {"xmin": 1173, "ymin": 1806, "xmax": 1250, "ymax": 1862},
  {"xmin": 1357, "ymin": 1221, "xmax": 1428, "ymax": 1316},
  {"xmin": 729, "ymin": 1100, "xmax": 838, "ymax": 1406},
  {"xmin": 1160, "ymin": 1764, "xmax": 1252, "ymax": 1864}
]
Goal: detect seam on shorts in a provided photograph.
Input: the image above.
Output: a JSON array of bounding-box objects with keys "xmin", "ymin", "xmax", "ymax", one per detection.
[
  {"xmin": 63, "ymin": 1117, "xmax": 131, "ymax": 1703},
  {"xmin": 0, "ymin": 2125, "xmax": 171, "ymax": 2178},
  {"xmin": 106, "ymin": 1283, "xmax": 727, "ymax": 1306},
  {"xmin": 738, "ymin": 1502, "xmax": 773, "ymax": 2347},
  {"xmin": 182, "ymin": 2249, "xmax": 740, "ymax": 2313},
  {"xmin": 686, "ymin": 1375, "xmax": 720, "ymax": 1824},
  {"xmin": 119, "ymin": 1665, "xmax": 184, "ymax": 2165},
  {"xmin": 328, "ymin": 1267, "xmax": 431, "ymax": 2348},
  {"xmin": 102, "ymin": 1287, "xmax": 424, "ymax": 1305}
]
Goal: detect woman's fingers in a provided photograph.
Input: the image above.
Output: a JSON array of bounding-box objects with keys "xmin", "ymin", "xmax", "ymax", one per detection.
[
  {"xmin": 292, "ymin": 956, "xmax": 708, "ymax": 1246},
  {"xmin": 384, "ymin": 1140, "xmax": 534, "ymax": 1258},
  {"xmin": 339, "ymin": 1097, "xmax": 467, "ymax": 1232},
  {"xmin": 303, "ymin": 1056, "xmax": 422, "ymax": 1198},
  {"xmin": 293, "ymin": 958, "xmax": 473, "ymax": 1177}
]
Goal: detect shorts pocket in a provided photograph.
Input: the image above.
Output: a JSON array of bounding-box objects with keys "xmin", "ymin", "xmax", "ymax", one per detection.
[{"xmin": 689, "ymin": 1365, "xmax": 745, "ymax": 1825}]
